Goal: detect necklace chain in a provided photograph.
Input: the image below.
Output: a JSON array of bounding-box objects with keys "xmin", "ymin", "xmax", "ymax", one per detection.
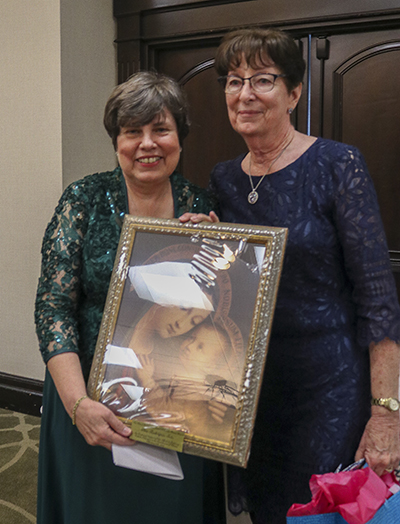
[{"xmin": 247, "ymin": 134, "xmax": 294, "ymax": 204}]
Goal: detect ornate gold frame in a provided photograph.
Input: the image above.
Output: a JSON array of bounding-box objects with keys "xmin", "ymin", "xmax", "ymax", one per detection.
[{"xmin": 88, "ymin": 216, "xmax": 287, "ymax": 467}]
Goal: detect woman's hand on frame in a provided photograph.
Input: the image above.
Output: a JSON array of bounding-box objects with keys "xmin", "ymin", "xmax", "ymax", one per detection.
[
  {"xmin": 74, "ymin": 397, "xmax": 135, "ymax": 450},
  {"xmin": 179, "ymin": 211, "xmax": 219, "ymax": 224}
]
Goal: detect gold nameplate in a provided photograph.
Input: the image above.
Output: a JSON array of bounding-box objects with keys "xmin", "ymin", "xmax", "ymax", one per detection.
[{"xmin": 129, "ymin": 420, "xmax": 185, "ymax": 452}]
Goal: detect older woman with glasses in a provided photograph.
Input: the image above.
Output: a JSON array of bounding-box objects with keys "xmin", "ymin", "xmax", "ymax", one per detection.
[{"xmin": 182, "ymin": 28, "xmax": 400, "ymax": 523}]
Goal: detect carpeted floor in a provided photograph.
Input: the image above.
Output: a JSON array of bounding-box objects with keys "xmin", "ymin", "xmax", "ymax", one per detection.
[
  {"xmin": 0, "ymin": 408, "xmax": 253, "ymax": 524},
  {"xmin": 0, "ymin": 408, "xmax": 40, "ymax": 523}
]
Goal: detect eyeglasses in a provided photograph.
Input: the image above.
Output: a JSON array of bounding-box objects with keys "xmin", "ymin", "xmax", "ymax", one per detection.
[{"xmin": 218, "ymin": 73, "xmax": 286, "ymax": 94}]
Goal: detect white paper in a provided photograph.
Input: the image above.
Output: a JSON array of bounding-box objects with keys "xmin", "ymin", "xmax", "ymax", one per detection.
[
  {"xmin": 112, "ymin": 442, "xmax": 184, "ymax": 480},
  {"xmin": 103, "ymin": 344, "xmax": 143, "ymax": 368},
  {"xmin": 128, "ymin": 262, "xmax": 214, "ymax": 310}
]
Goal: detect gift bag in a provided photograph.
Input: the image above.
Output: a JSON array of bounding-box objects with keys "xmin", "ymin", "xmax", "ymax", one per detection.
[
  {"xmin": 365, "ymin": 490, "xmax": 400, "ymax": 523},
  {"xmin": 287, "ymin": 492, "xmax": 400, "ymax": 524},
  {"xmin": 287, "ymin": 513, "xmax": 346, "ymax": 523},
  {"xmin": 286, "ymin": 468, "xmax": 400, "ymax": 524}
]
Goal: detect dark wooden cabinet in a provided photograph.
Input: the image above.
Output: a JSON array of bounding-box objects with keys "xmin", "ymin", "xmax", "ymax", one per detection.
[{"xmin": 114, "ymin": 0, "xmax": 400, "ymax": 292}]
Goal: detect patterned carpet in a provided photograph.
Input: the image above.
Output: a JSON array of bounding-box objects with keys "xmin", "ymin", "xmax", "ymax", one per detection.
[
  {"xmin": 0, "ymin": 408, "xmax": 40, "ymax": 523},
  {"xmin": 0, "ymin": 408, "xmax": 254, "ymax": 524}
]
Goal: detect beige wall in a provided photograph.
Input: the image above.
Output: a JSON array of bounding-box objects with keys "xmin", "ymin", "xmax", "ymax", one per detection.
[
  {"xmin": 0, "ymin": 0, "xmax": 116, "ymax": 380},
  {"xmin": 60, "ymin": 1, "xmax": 117, "ymax": 188}
]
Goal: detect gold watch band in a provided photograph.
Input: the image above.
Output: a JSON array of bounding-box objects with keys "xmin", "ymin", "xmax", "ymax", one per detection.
[{"xmin": 371, "ymin": 397, "xmax": 400, "ymax": 412}]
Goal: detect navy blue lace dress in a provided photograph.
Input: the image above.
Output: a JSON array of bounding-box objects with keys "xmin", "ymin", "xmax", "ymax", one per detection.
[{"xmin": 209, "ymin": 138, "xmax": 400, "ymax": 524}]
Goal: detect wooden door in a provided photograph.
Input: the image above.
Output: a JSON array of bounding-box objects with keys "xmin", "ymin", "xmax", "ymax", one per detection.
[
  {"xmin": 156, "ymin": 45, "xmax": 247, "ymax": 188},
  {"xmin": 312, "ymin": 29, "xmax": 400, "ymax": 293}
]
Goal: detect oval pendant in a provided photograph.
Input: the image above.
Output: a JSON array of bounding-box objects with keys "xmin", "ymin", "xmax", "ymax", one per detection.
[{"xmin": 248, "ymin": 190, "xmax": 259, "ymax": 204}]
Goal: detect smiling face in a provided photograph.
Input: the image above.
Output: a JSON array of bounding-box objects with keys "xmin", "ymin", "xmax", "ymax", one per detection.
[
  {"xmin": 153, "ymin": 305, "xmax": 211, "ymax": 339},
  {"xmin": 225, "ymin": 56, "xmax": 301, "ymax": 141},
  {"xmin": 116, "ymin": 110, "xmax": 181, "ymax": 188}
]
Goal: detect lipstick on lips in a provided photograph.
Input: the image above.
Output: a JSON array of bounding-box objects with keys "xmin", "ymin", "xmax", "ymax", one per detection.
[{"xmin": 238, "ymin": 110, "xmax": 260, "ymax": 118}]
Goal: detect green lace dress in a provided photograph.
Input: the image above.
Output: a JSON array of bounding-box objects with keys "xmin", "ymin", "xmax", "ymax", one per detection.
[{"xmin": 34, "ymin": 167, "xmax": 224, "ymax": 524}]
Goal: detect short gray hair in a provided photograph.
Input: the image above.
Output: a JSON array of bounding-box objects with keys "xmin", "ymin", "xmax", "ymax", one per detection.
[
  {"xmin": 215, "ymin": 28, "xmax": 305, "ymax": 93},
  {"xmin": 104, "ymin": 71, "xmax": 190, "ymax": 149}
]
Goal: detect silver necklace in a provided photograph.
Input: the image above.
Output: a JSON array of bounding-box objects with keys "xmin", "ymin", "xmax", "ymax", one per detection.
[{"xmin": 247, "ymin": 135, "xmax": 294, "ymax": 204}]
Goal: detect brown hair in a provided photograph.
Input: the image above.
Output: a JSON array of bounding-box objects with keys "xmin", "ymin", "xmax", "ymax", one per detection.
[
  {"xmin": 215, "ymin": 28, "xmax": 305, "ymax": 92},
  {"xmin": 103, "ymin": 71, "xmax": 190, "ymax": 149}
]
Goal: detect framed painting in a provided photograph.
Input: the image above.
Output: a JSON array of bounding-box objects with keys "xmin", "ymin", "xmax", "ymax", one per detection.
[{"xmin": 87, "ymin": 216, "xmax": 287, "ymax": 467}]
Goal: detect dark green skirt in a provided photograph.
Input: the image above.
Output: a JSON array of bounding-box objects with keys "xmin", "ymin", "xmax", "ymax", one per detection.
[{"xmin": 37, "ymin": 370, "xmax": 225, "ymax": 524}]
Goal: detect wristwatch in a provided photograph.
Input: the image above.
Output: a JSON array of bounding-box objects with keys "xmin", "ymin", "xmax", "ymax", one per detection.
[{"xmin": 371, "ymin": 397, "xmax": 400, "ymax": 412}]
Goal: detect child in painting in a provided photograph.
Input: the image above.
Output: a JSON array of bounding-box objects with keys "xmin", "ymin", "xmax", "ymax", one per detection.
[
  {"xmin": 135, "ymin": 320, "xmax": 240, "ymax": 441},
  {"xmin": 100, "ymin": 307, "xmax": 219, "ymax": 417},
  {"xmin": 137, "ymin": 320, "xmax": 234, "ymax": 384}
]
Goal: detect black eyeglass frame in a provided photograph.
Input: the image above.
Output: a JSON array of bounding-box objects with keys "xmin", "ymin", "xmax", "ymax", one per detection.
[{"xmin": 217, "ymin": 73, "xmax": 286, "ymax": 93}]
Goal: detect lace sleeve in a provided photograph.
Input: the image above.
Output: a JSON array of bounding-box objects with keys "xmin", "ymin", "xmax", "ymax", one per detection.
[
  {"xmin": 171, "ymin": 171, "xmax": 218, "ymax": 215},
  {"xmin": 34, "ymin": 184, "xmax": 89, "ymax": 364},
  {"xmin": 333, "ymin": 146, "xmax": 400, "ymax": 346}
]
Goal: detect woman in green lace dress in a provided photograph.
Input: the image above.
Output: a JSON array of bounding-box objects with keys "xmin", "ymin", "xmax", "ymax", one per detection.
[{"xmin": 34, "ymin": 71, "xmax": 223, "ymax": 524}]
